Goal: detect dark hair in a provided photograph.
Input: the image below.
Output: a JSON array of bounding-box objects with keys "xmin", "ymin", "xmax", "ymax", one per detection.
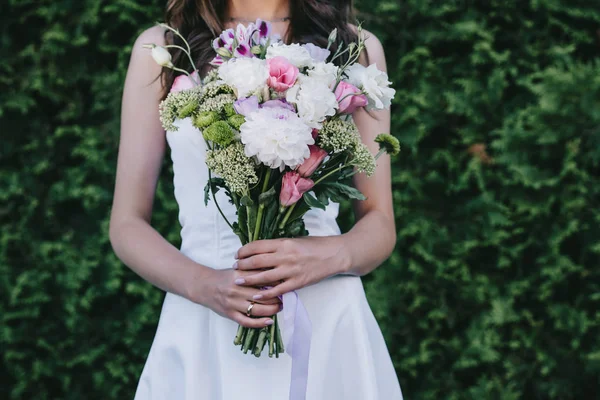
[{"xmin": 161, "ymin": 0, "xmax": 357, "ymax": 97}]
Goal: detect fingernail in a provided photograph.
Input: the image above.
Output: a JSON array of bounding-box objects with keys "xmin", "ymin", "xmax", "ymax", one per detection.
[
  {"xmin": 232, "ymin": 262, "xmax": 238, "ymax": 270},
  {"xmin": 252, "ymin": 294, "xmax": 263, "ymax": 300},
  {"xmin": 234, "ymin": 252, "xmax": 239, "ymax": 259},
  {"xmin": 265, "ymin": 319, "xmax": 274, "ymax": 326},
  {"xmin": 234, "ymin": 278, "xmax": 245, "ymax": 285}
]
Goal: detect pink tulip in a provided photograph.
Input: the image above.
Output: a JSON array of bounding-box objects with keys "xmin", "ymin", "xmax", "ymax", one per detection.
[
  {"xmin": 280, "ymin": 172, "xmax": 315, "ymax": 206},
  {"xmin": 170, "ymin": 70, "xmax": 199, "ymax": 93},
  {"xmin": 297, "ymin": 145, "xmax": 328, "ymax": 177},
  {"xmin": 267, "ymin": 56, "xmax": 299, "ymax": 92},
  {"xmin": 311, "ymin": 129, "xmax": 319, "ymax": 139},
  {"xmin": 335, "ymin": 80, "xmax": 368, "ymax": 114}
]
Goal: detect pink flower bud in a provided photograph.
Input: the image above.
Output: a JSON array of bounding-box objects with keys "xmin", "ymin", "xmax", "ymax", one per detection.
[
  {"xmin": 170, "ymin": 70, "xmax": 199, "ymax": 93},
  {"xmin": 297, "ymin": 145, "xmax": 328, "ymax": 177},
  {"xmin": 280, "ymin": 172, "xmax": 315, "ymax": 207},
  {"xmin": 335, "ymin": 80, "xmax": 368, "ymax": 114},
  {"xmin": 267, "ymin": 56, "xmax": 299, "ymax": 92}
]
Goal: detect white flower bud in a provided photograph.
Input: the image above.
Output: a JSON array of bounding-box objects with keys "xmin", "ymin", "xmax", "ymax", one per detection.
[{"xmin": 145, "ymin": 44, "xmax": 173, "ymax": 67}]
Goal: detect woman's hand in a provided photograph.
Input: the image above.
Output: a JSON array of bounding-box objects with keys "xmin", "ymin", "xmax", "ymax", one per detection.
[
  {"xmin": 232, "ymin": 236, "xmax": 352, "ymax": 300},
  {"xmin": 193, "ymin": 268, "xmax": 281, "ymax": 329}
]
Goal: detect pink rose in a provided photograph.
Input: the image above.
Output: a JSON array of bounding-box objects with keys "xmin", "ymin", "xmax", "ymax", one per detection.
[
  {"xmin": 335, "ymin": 81, "xmax": 368, "ymax": 114},
  {"xmin": 280, "ymin": 172, "xmax": 315, "ymax": 206},
  {"xmin": 170, "ymin": 70, "xmax": 199, "ymax": 93},
  {"xmin": 297, "ymin": 145, "xmax": 328, "ymax": 177},
  {"xmin": 267, "ymin": 56, "xmax": 299, "ymax": 92}
]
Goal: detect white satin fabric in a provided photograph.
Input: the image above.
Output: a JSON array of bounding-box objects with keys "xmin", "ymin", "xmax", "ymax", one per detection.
[{"xmin": 134, "ymin": 118, "xmax": 403, "ymax": 400}]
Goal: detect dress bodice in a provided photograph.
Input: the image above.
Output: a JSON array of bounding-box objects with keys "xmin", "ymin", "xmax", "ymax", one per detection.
[{"xmin": 166, "ymin": 118, "xmax": 341, "ymax": 269}]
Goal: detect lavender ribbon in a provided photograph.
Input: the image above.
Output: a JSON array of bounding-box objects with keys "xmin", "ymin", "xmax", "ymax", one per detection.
[{"xmin": 281, "ymin": 291, "xmax": 312, "ymax": 400}]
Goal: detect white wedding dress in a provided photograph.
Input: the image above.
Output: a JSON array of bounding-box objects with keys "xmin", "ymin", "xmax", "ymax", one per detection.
[{"xmin": 134, "ymin": 118, "xmax": 403, "ymax": 400}]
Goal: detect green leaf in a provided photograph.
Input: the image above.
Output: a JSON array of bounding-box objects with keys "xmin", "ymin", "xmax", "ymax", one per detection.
[
  {"xmin": 258, "ymin": 187, "xmax": 276, "ymax": 205},
  {"xmin": 318, "ymin": 182, "xmax": 367, "ymax": 202},
  {"xmin": 303, "ymin": 192, "xmax": 327, "ymax": 210}
]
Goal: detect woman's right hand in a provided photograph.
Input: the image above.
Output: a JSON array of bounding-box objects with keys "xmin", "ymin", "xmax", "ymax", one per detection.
[{"xmin": 191, "ymin": 268, "xmax": 281, "ymax": 328}]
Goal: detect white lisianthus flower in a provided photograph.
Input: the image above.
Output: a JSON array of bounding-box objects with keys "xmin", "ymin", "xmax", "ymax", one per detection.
[
  {"xmin": 240, "ymin": 107, "xmax": 314, "ymax": 169},
  {"xmin": 218, "ymin": 57, "xmax": 269, "ymax": 98},
  {"xmin": 266, "ymin": 43, "xmax": 313, "ymax": 68},
  {"xmin": 302, "ymin": 43, "xmax": 330, "ymax": 63},
  {"xmin": 344, "ymin": 64, "xmax": 396, "ymax": 110},
  {"xmin": 286, "ymin": 75, "xmax": 338, "ymax": 129},
  {"xmin": 307, "ymin": 62, "xmax": 339, "ymax": 88}
]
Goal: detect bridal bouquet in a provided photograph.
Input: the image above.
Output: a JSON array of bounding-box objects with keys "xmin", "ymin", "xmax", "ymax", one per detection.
[{"xmin": 145, "ymin": 20, "xmax": 399, "ymax": 358}]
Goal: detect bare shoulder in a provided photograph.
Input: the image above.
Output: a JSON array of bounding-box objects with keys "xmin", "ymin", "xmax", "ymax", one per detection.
[
  {"xmin": 348, "ymin": 24, "xmax": 387, "ymax": 72},
  {"xmin": 134, "ymin": 25, "xmax": 166, "ymax": 48},
  {"xmin": 126, "ymin": 26, "xmax": 167, "ymax": 87}
]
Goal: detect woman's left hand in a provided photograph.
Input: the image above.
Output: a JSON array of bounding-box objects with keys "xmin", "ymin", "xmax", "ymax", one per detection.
[{"xmin": 233, "ymin": 236, "xmax": 351, "ymax": 300}]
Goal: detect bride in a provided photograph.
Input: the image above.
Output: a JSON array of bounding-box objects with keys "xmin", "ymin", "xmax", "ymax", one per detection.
[{"xmin": 110, "ymin": 0, "xmax": 403, "ymax": 398}]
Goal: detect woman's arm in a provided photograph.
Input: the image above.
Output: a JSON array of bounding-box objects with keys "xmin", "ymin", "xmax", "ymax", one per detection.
[
  {"xmin": 335, "ymin": 30, "xmax": 397, "ymax": 275},
  {"xmin": 233, "ymin": 31, "xmax": 396, "ymax": 299},
  {"xmin": 110, "ymin": 26, "xmax": 211, "ymax": 301},
  {"xmin": 110, "ymin": 27, "xmax": 278, "ymax": 327}
]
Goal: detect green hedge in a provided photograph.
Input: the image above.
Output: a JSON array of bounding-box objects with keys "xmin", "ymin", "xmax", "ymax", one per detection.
[{"xmin": 1, "ymin": 1, "xmax": 599, "ymax": 398}]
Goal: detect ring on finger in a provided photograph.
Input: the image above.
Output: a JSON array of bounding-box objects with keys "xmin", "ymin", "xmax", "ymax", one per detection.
[{"xmin": 246, "ymin": 301, "xmax": 255, "ymax": 317}]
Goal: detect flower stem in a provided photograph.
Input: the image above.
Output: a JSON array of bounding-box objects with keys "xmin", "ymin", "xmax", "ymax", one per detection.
[
  {"xmin": 208, "ymin": 170, "xmax": 234, "ymax": 231},
  {"xmin": 313, "ymin": 164, "xmax": 344, "ymax": 186},
  {"xmin": 234, "ymin": 325, "xmax": 245, "ymax": 345},
  {"xmin": 252, "ymin": 168, "xmax": 271, "ymax": 241},
  {"xmin": 278, "ymin": 203, "xmax": 297, "ymax": 230},
  {"xmin": 159, "ymin": 23, "xmax": 200, "ymax": 78},
  {"xmin": 269, "ymin": 315, "xmax": 276, "ymax": 357},
  {"xmin": 164, "ymin": 44, "xmax": 199, "ymax": 85}
]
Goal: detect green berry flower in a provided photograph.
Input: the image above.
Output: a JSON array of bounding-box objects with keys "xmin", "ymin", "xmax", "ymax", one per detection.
[
  {"xmin": 178, "ymin": 100, "xmax": 198, "ymax": 119},
  {"xmin": 203, "ymin": 121, "xmax": 235, "ymax": 146},
  {"xmin": 227, "ymin": 114, "xmax": 246, "ymax": 131},
  {"xmin": 192, "ymin": 111, "xmax": 220, "ymax": 130},
  {"xmin": 223, "ymin": 103, "xmax": 236, "ymax": 117},
  {"xmin": 374, "ymin": 133, "xmax": 400, "ymax": 156}
]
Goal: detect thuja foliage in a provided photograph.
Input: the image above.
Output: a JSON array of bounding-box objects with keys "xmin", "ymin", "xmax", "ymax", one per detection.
[{"xmin": 1, "ymin": 0, "xmax": 599, "ymax": 399}]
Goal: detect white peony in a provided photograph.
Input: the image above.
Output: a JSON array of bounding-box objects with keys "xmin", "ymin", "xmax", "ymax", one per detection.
[
  {"xmin": 240, "ymin": 107, "xmax": 314, "ymax": 169},
  {"xmin": 218, "ymin": 57, "xmax": 269, "ymax": 98},
  {"xmin": 266, "ymin": 43, "xmax": 313, "ymax": 68},
  {"xmin": 286, "ymin": 75, "xmax": 338, "ymax": 129},
  {"xmin": 307, "ymin": 62, "xmax": 339, "ymax": 88},
  {"xmin": 345, "ymin": 63, "xmax": 395, "ymax": 110}
]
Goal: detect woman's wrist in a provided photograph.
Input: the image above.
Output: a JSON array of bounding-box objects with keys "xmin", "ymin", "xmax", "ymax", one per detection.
[
  {"xmin": 182, "ymin": 262, "xmax": 216, "ymax": 306},
  {"xmin": 329, "ymin": 234, "xmax": 354, "ymax": 276}
]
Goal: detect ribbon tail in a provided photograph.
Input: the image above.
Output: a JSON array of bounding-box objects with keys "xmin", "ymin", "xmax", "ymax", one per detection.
[{"xmin": 281, "ymin": 291, "xmax": 312, "ymax": 400}]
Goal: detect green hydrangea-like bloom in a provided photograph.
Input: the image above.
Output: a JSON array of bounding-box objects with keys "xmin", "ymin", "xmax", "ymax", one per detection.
[
  {"xmin": 178, "ymin": 100, "xmax": 199, "ymax": 119},
  {"xmin": 223, "ymin": 103, "xmax": 236, "ymax": 117},
  {"xmin": 192, "ymin": 111, "xmax": 220, "ymax": 130},
  {"xmin": 227, "ymin": 114, "xmax": 245, "ymax": 131},
  {"xmin": 198, "ymin": 93, "xmax": 236, "ymax": 114},
  {"xmin": 352, "ymin": 143, "xmax": 376, "ymax": 176},
  {"xmin": 159, "ymin": 88, "xmax": 202, "ymax": 131},
  {"xmin": 375, "ymin": 133, "xmax": 401, "ymax": 156},
  {"xmin": 203, "ymin": 121, "xmax": 235, "ymax": 146},
  {"xmin": 317, "ymin": 118, "xmax": 361, "ymax": 154},
  {"xmin": 205, "ymin": 142, "xmax": 258, "ymax": 194}
]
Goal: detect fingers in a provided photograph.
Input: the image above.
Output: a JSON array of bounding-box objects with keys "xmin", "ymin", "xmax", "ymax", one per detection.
[
  {"xmin": 236, "ymin": 268, "xmax": 287, "ymax": 288},
  {"xmin": 238, "ymin": 301, "xmax": 280, "ymax": 317},
  {"xmin": 232, "ymin": 313, "xmax": 275, "ymax": 329},
  {"xmin": 236, "ymin": 239, "xmax": 283, "ymax": 260},
  {"xmin": 230, "ymin": 300, "xmax": 280, "ymax": 329},
  {"xmin": 234, "ymin": 253, "xmax": 282, "ymax": 271},
  {"xmin": 255, "ymin": 280, "xmax": 298, "ymax": 300}
]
